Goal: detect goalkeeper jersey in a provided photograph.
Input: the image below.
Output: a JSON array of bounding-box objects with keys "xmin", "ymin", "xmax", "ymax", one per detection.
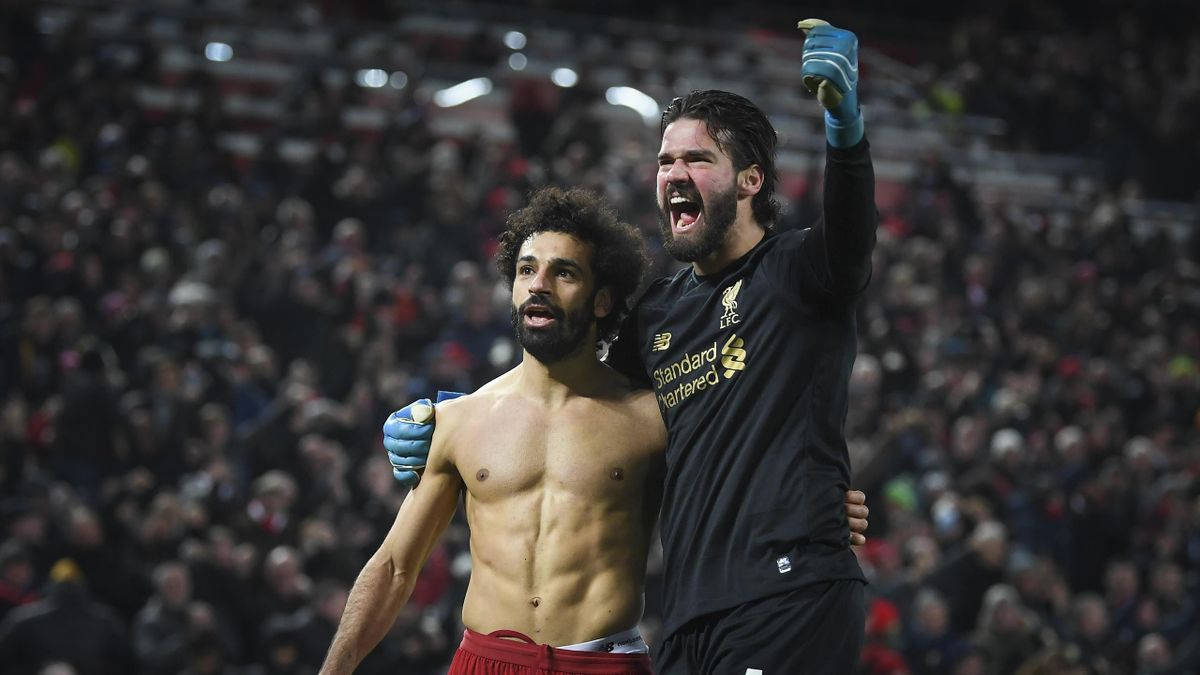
[{"xmin": 607, "ymin": 139, "xmax": 877, "ymax": 638}]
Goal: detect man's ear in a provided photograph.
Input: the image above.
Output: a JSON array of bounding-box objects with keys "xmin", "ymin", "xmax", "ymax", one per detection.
[
  {"xmin": 593, "ymin": 288, "xmax": 613, "ymax": 319},
  {"xmin": 738, "ymin": 164, "xmax": 763, "ymax": 198}
]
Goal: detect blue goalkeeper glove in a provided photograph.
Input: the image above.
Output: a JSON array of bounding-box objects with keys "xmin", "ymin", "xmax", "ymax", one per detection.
[
  {"xmin": 798, "ymin": 19, "xmax": 863, "ymax": 148},
  {"xmin": 382, "ymin": 391, "xmax": 463, "ymax": 485}
]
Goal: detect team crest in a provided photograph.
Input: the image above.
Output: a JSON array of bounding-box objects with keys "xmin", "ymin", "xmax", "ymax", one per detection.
[{"xmin": 720, "ymin": 279, "xmax": 742, "ymax": 328}]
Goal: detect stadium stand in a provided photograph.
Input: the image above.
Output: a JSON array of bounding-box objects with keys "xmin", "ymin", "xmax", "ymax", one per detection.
[{"xmin": 1, "ymin": 1, "xmax": 1197, "ymax": 673}]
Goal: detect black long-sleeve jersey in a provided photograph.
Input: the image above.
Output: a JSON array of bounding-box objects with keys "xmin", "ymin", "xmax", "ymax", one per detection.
[{"xmin": 607, "ymin": 139, "xmax": 877, "ymax": 637}]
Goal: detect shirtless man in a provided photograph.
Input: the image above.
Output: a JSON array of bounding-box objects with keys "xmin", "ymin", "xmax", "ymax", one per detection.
[{"xmin": 320, "ymin": 187, "xmax": 664, "ymax": 674}]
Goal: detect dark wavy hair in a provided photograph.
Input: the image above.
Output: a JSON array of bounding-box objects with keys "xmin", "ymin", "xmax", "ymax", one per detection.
[
  {"xmin": 496, "ymin": 187, "xmax": 648, "ymax": 342},
  {"xmin": 661, "ymin": 90, "xmax": 781, "ymax": 225}
]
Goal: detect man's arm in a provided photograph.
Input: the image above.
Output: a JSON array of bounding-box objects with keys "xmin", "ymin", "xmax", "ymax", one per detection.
[
  {"xmin": 819, "ymin": 135, "xmax": 877, "ymax": 297},
  {"xmin": 383, "ymin": 392, "xmax": 463, "ymax": 486},
  {"xmin": 603, "ymin": 298, "xmax": 652, "ymax": 388},
  {"xmin": 792, "ymin": 20, "xmax": 878, "ymax": 299},
  {"xmin": 320, "ymin": 423, "xmax": 461, "ymax": 674}
]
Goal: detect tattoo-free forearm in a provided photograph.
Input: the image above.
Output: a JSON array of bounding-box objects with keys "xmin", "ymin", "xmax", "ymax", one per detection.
[
  {"xmin": 319, "ymin": 555, "xmax": 415, "ymax": 674},
  {"xmin": 323, "ymin": 415, "xmax": 462, "ymax": 674}
]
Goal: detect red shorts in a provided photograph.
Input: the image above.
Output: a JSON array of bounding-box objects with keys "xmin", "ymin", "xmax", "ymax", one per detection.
[{"xmin": 447, "ymin": 628, "xmax": 654, "ymax": 674}]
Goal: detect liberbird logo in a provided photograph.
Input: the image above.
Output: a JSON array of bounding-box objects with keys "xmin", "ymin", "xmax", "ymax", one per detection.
[
  {"xmin": 720, "ymin": 279, "xmax": 742, "ymax": 328},
  {"xmin": 720, "ymin": 334, "xmax": 746, "ymax": 378},
  {"xmin": 652, "ymin": 332, "xmax": 672, "ymax": 352}
]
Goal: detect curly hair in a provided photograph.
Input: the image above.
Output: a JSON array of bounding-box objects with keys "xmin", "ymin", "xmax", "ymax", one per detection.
[
  {"xmin": 661, "ymin": 90, "xmax": 781, "ymax": 225},
  {"xmin": 496, "ymin": 187, "xmax": 648, "ymax": 342}
]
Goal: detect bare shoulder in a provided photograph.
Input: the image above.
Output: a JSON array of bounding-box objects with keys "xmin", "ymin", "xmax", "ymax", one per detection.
[
  {"xmin": 597, "ymin": 371, "xmax": 665, "ymax": 451},
  {"xmin": 620, "ymin": 387, "xmax": 660, "ymax": 422},
  {"xmin": 433, "ymin": 369, "xmax": 519, "ymax": 437},
  {"xmin": 627, "ymin": 388, "xmax": 666, "ymax": 448},
  {"xmin": 600, "ymin": 366, "xmax": 659, "ymax": 420}
]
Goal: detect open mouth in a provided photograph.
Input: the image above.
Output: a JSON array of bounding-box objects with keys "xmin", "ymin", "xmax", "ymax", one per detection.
[
  {"xmin": 522, "ymin": 304, "xmax": 559, "ymax": 328},
  {"xmin": 668, "ymin": 193, "xmax": 702, "ymax": 233}
]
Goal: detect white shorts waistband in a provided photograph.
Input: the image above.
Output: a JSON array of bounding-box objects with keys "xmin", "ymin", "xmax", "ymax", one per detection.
[{"xmin": 559, "ymin": 627, "xmax": 648, "ymax": 654}]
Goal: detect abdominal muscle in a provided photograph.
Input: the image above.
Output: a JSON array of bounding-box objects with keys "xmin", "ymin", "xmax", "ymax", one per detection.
[{"xmin": 459, "ymin": 485, "xmax": 650, "ymax": 647}]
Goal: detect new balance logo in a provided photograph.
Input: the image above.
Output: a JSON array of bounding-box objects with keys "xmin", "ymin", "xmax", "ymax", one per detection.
[
  {"xmin": 720, "ymin": 334, "xmax": 746, "ymax": 378},
  {"xmin": 652, "ymin": 332, "xmax": 672, "ymax": 352}
]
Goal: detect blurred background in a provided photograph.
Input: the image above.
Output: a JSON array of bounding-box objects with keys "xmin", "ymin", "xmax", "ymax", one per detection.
[{"xmin": 0, "ymin": 1, "xmax": 1197, "ymax": 673}]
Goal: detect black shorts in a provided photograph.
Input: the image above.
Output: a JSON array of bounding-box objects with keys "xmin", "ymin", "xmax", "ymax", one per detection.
[{"xmin": 653, "ymin": 579, "xmax": 866, "ymax": 675}]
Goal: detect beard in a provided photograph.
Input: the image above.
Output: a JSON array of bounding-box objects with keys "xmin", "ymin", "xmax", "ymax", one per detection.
[
  {"xmin": 509, "ymin": 294, "xmax": 595, "ymax": 364},
  {"xmin": 657, "ymin": 181, "xmax": 738, "ymax": 263}
]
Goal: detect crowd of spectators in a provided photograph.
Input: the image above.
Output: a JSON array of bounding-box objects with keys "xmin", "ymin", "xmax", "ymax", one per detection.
[
  {"xmin": 1, "ymin": 3, "xmax": 1197, "ymax": 675},
  {"xmin": 916, "ymin": 2, "xmax": 1200, "ymax": 202}
]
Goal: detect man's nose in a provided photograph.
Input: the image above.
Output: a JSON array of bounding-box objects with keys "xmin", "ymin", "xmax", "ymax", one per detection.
[
  {"xmin": 528, "ymin": 271, "xmax": 551, "ymax": 293},
  {"xmin": 664, "ymin": 159, "xmax": 689, "ymax": 183}
]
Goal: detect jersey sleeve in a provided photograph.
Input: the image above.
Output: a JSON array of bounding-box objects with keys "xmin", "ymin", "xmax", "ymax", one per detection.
[
  {"xmin": 768, "ymin": 138, "xmax": 878, "ymax": 304},
  {"xmin": 604, "ymin": 302, "xmax": 652, "ymax": 389}
]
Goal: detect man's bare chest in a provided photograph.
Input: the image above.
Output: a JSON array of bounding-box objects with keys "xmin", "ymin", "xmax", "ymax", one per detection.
[{"xmin": 453, "ymin": 403, "xmax": 657, "ymax": 502}]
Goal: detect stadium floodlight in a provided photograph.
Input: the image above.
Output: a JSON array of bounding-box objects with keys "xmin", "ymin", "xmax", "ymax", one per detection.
[
  {"xmin": 605, "ymin": 86, "xmax": 659, "ymax": 125},
  {"xmin": 433, "ymin": 77, "xmax": 494, "ymax": 107},
  {"xmin": 390, "ymin": 71, "xmax": 408, "ymax": 89},
  {"xmin": 503, "ymin": 31, "xmax": 527, "ymax": 50},
  {"xmin": 204, "ymin": 42, "xmax": 233, "ymax": 62},
  {"xmin": 508, "ymin": 53, "xmax": 528, "ymax": 71},
  {"xmin": 355, "ymin": 69, "xmax": 388, "ymax": 88},
  {"xmin": 551, "ymin": 67, "xmax": 578, "ymax": 88}
]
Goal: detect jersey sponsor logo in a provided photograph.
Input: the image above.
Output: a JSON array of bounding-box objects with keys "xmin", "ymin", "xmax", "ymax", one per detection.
[
  {"xmin": 652, "ymin": 332, "xmax": 672, "ymax": 352},
  {"xmin": 720, "ymin": 279, "xmax": 742, "ymax": 328},
  {"xmin": 653, "ymin": 341, "xmax": 718, "ymax": 390},
  {"xmin": 652, "ymin": 333, "xmax": 748, "ymax": 409},
  {"xmin": 720, "ymin": 334, "xmax": 747, "ymax": 378}
]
